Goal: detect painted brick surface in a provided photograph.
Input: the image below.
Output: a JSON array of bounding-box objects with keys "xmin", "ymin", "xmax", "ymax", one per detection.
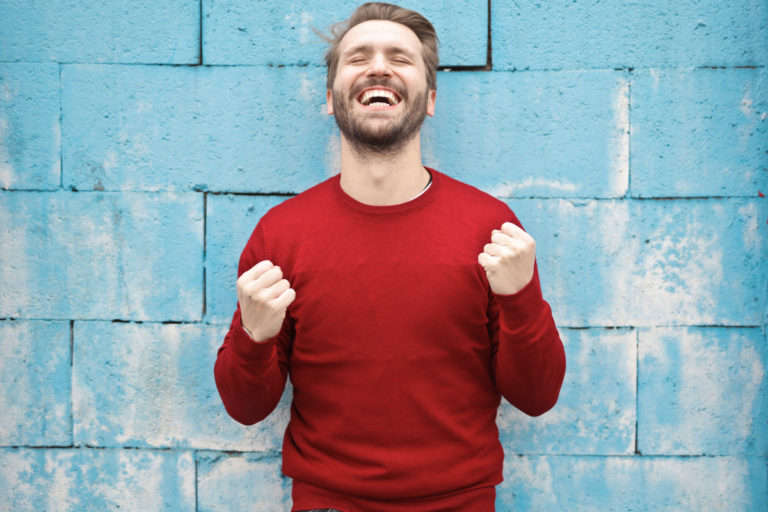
[
  {"xmin": 0, "ymin": 63, "xmax": 61, "ymax": 190},
  {"xmin": 0, "ymin": 0, "xmax": 199, "ymax": 64},
  {"xmin": 0, "ymin": 320, "xmax": 71, "ymax": 446},
  {"xmin": 496, "ymin": 455, "xmax": 768, "ymax": 511},
  {"xmin": 497, "ymin": 328, "xmax": 636, "ymax": 455},
  {"xmin": 632, "ymin": 67, "xmax": 768, "ymax": 197},
  {"xmin": 425, "ymin": 70, "xmax": 629, "ymax": 198},
  {"xmin": 0, "ymin": 448, "xmax": 195, "ymax": 511},
  {"xmin": 509, "ymin": 198, "xmax": 767, "ymax": 327},
  {"xmin": 73, "ymin": 321, "xmax": 290, "ymax": 451},
  {"xmin": 203, "ymin": 0, "xmax": 486, "ymax": 67},
  {"xmin": 206, "ymin": 194, "xmax": 288, "ymax": 324},
  {"xmin": 62, "ymin": 64, "xmax": 332, "ymax": 193},
  {"xmin": 197, "ymin": 453, "xmax": 291, "ymax": 511},
  {"xmin": 493, "ymin": 0, "xmax": 768, "ymax": 71},
  {"xmin": 0, "ymin": 191, "xmax": 202, "ymax": 321},
  {"xmin": 638, "ymin": 327, "xmax": 768, "ymax": 456},
  {"xmin": 2, "ymin": 0, "xmax": 766, "ymax": 510}
]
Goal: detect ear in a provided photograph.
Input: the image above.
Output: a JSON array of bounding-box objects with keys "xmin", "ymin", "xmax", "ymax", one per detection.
[
  {"xmin": 426, "ymin": 89, "xmax": 436, "ymax": 117},
  {"xmin": 326, "ymin": 89, "xmax": 334, "ymax": 115}
]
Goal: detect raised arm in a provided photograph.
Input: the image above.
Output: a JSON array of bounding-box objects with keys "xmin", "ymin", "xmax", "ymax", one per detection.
[
  {"xmin": 214, "ymin": 225, "xmax": 295, "ymax": 425},
  {"xmin": 479, "ymin": 221, "xmax": 566, "ymax": 416}
]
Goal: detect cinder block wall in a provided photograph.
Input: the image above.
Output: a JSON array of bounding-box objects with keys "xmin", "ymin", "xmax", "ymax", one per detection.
[{"xmin": 1, "ymin": 1, "xmax": 766, "ymax": 510}]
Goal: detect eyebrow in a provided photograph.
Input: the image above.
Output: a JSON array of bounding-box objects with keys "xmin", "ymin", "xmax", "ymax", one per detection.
[{"xmin": 341, "ymin": 44, "xmax": 417, "ymax": 60}]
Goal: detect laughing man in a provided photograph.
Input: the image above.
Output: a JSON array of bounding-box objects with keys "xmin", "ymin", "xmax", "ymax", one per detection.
[{"xmin": 215, "ymin": 3, "xmax": 566, "ymax": 511}]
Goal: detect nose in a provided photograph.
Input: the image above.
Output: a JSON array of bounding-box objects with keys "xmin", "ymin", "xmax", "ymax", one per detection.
[{"xmin": 366, "ymin": 53, "xmax": 392, "ymax": 77}]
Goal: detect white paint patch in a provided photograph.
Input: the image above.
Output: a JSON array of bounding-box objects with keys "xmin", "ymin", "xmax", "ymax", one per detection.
[
  {"xmin": 66, "ymin": 207, "xmax": 123, "ymax": 318},
  {"xmin": 419, "ymin": 120, "xmax": 439, "ymax": 170},
  {"xmin": 648, "ymin": 68, "xmax": 661, "ymax": 93},
  {"xmin": 0, "ymin": 322, "xmax": 31, "ymax": 441},
  {"xmin": 503, "ymin": 457, "xmax": 556, "ymax": 506},
  {"xmin": 642, "ymin": 328, "xmax": 766, "ymax": 454},
  {"xmin": 610, "ymin": 77, "xmax": 630, "ymax": 195},
  {"xmin": 497, "ymin": 329, "xmax": 636, "ymax": 454},
  {"xmin": 645, "ymin": 456, "xmax": 750, "ymax": 508},
  {"xmin": 599, "ymin": 202, "xmax": 725, "ymax": 325},
  {"xmin": 0, "ymin": 198, "xmax": 30, "ymax": 315},
  {"xmin": 200, "ymin": 455, "xmax": 288, "ymax": 510},
  {"xmin": 0, "ymin": 80, "xmax": 12, "ymax": 101},
  {"xmin": 52, "ymin": 119, "xmax": 61, "ymax": 182},
  {"xmin": 325, "ymin": 130, "xmax": 341, "ymax": 176},
  {"xmin": 740, "ymin": 90, "xmax": 754, "ymax": 116},
  {"xmin": 136, "ymin": 99, "xmax": 153, "ymax": 113},
  {"xmin": 284, "ymin": 10, "xmax": 316, "ymax": 45},
  {"xmin": 0, "ymin": 118, "xmax": 14, "ymax": 188},
  {"xmin": 103, "ymin": 149, "xmax": 119, "ymax": 173},
  {"xmin": 299, "ymin": 72, "xmax": 317, "ymax": 103},
  {"xmin": 45, "ymin": 450, "xmax": 75, "ymax": 511},
  {"xmin": 640, "ymin": 220, "xmax": 722, "ymax": 323},
  {"xmin": 679, "ymin": 329, "xmax": 765, "ymax": 452},
  {"xmin": 737, "ymin": 203, "xmax": 760, "ymax": 249},
  {"xmin": 595, "ymin": 200, "xmax": 633, "ymax": 325},
  {"xmin": 0, "ymin": 451, "xmax": 36, "ymax": 504},
  {"xmin": 488, "ymin": 178, "xmax": 578, "ymax": 197}
]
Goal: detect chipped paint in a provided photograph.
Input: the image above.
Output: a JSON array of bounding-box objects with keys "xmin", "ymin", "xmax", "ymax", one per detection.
[
  {"xmin": 1, "ymin": 1, "xmax": 767, "ymax": 510},
  {"xmin": 610, "ymin": 77, "xmax": 630, "ymax": 195},
  {"xmin": 0, "ymin": 117, "xmax": 13, "ymax": 188},
  {"xmin": 488, "ymin": 178, "xmax": 578, "ymax": 197}
]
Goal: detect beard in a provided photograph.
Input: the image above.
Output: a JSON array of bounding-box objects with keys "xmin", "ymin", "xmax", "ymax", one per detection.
[{"xmin": 331, "ymin": 78, "xmax": 429, "ymax": 156}]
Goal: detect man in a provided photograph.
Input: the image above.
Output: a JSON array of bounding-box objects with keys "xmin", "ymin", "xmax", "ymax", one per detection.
[{"xmin": 214, "ymin": 3, "xmax": 566, "ymax": 511}]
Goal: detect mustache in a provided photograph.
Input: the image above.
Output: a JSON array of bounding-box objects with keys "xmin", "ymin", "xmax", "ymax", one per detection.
[{"xmin": 349, "ymin": 78, "xmax": 406, "ymax": 100}]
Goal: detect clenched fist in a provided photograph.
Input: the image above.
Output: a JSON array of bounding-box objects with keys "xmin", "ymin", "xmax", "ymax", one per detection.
[
  {"xmin": 236, "ymin": 260, "xmax": 296, "ymax": 343},
  {"xmin": 477, "ymin": 222, "xmax": 536, "ymax": 295}
]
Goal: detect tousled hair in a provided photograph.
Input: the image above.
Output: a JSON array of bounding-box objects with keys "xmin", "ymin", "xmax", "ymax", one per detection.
[{"xmin": 321, "ymin": 2, "xmax": 439, "ymax": 90}]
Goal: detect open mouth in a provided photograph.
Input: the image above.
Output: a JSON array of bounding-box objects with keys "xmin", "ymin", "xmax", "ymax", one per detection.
[{"xmin": 357, "ymin": 88, "xmax": 402, "ymax": 107}]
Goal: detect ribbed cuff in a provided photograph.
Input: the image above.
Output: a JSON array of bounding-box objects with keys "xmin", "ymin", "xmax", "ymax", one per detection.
[{"xmin": 231, "ymin": 320, "xmax": 278, "ymax": 360}]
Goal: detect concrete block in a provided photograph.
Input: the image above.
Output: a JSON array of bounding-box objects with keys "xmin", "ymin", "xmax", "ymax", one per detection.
[
  {"xmin": 0, "ymin": 191, "xmax": 202, "ymax": 321},
  {"xmin": 638, "ymin": 327, "xmax": 768, "ymax": 456},
  {"xmin": 509, "ymin": 198, "xmax": 767, "ymax": 326},
  {"xmin": 73, "ymin": 322, "xmax": 290, "ymax": 451},
  {"xmin": 497, "ymin": 455, "xmax": 768, "ymax": 511},
  {"xmin": 493, "ymin": 0, "xmax": 768, "ymax": 70},
  {"xmin": 61, "ymin": 64, "xmax": 333, "ymax": 193},
  {"xmin": 197, "ymin": 453, "xmax": 291, "ymax": 512},
  {"xmin": 0, "ymin": 320, "xmax": 71, "ymax": 446},
  {"xmin": 0, "ymin": 0, "xmax": 198, "ymax": 64},
  {"xmin": 632, "ymin": 68, "xmax": 768, "ymax": 198},
  {"xmin": 498, "ymin": 328, "xmax": 636, "ymax": 455},
  {"xmin": 206, "ymin": 194, "xmax": 288, "ymax": 324},
  {"xmin": 0, "ymin": 448, "xmax": 195, "ymax": 511},
  {"xmin": 424, "ymin": 70, "xmax": 629, "ymax": 198},
  {"xmin": 203, "ymin": 0, "xmax": 486, "ymax": 67},
  {"xmin": 0, "ymin": 64, "xmax": 61, "ymax": 190}
]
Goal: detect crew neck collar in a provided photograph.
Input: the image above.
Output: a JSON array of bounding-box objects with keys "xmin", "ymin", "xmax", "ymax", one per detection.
[{"xmin": 333, "ymin": 167, "xmax": 440, "ymax": 215}]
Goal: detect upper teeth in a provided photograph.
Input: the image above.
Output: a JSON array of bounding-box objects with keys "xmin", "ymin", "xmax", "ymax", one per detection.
[{"xmin": 361, "ymin": 89, "xmax": 399, "ymax": 106}]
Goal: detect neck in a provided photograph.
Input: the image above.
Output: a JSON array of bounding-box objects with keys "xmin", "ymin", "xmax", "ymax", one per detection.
[{"xmin": 338, "ymin": 134, "xmax": 430, "ymax": 206}]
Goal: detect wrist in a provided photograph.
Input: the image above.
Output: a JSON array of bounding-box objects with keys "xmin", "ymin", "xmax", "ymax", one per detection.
[{"xmin": 240, "ymin": 321, "xmax": 273, "ymax": 344}]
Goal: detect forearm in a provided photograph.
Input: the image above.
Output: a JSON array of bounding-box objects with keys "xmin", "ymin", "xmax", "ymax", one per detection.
[
  {"xmin": 214, "ymin": 308, "xmax": 288, "ymax": 425},
  {"xmin": 492, "ymin": 273, "xmax": 566, "ymax": 417}
]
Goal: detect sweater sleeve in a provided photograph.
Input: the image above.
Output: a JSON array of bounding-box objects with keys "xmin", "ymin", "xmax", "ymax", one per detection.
[
  {"xmin": 213, "ymin": 222, "xmax": 293, "ymax": 426},
  {"xmin": 489, "ymin": 262, "xmax": 566, "ymax": 417}
]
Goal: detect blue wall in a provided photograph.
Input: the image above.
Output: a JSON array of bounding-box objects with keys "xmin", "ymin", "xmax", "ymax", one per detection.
[{"xmin": 1, "ymin": 1, "xmax": 766, "ymax": 510}]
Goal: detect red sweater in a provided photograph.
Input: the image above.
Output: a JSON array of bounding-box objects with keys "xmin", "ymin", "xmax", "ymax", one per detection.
[{"xmin": 215, "ymin": 169, "xmax": 565, "ymax": 511}]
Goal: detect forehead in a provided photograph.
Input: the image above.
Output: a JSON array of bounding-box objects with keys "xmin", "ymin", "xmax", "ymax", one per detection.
[{"xmin": 338, "ymin": 19, "xmax": 423, "ymax": 56}]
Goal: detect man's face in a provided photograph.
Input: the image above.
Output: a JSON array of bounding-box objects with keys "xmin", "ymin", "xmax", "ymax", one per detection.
[{"xmin": 326, "ymin": 20, "xmax": 436, "ymax": 154}]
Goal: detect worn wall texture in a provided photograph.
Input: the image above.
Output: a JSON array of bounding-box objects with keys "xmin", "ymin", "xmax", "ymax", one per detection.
[{"xmin": 1, "ymin": 1, "xmax": 767, "ymax": 510}]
